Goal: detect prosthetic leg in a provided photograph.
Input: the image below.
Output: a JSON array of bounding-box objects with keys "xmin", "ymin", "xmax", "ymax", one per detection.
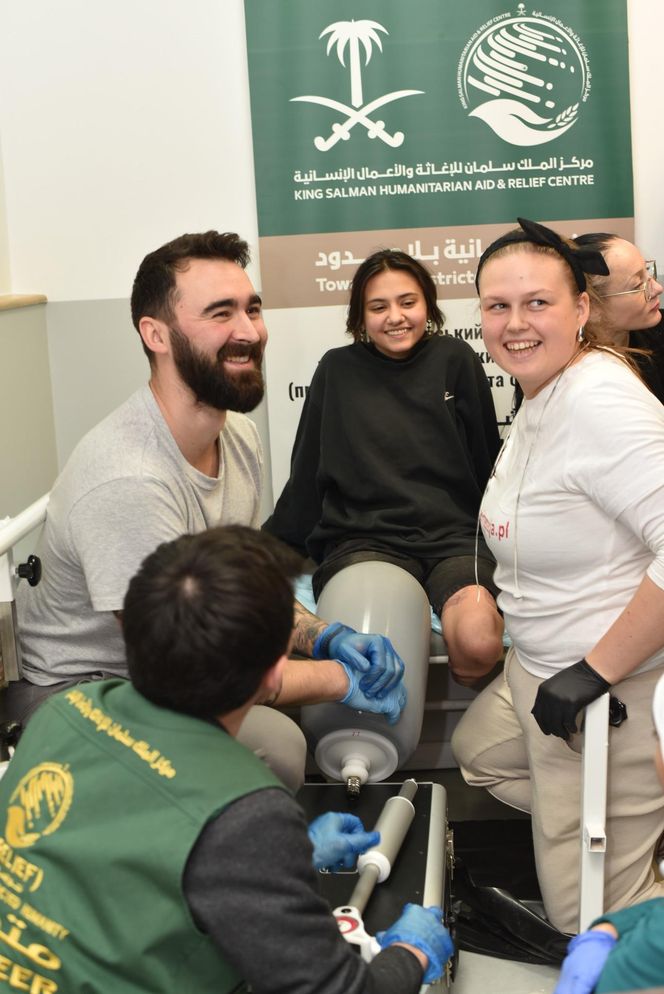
[
  {"xmin": 301, "ymin": 561, "xmax": 431, "ymax": 793},
  {"xmin": 299, "ymin": 778, "xmax": 456, "ymax": 990},
  {"xmin": 333, "ymin": 779, "xmax": 420, "ymax": 961}
]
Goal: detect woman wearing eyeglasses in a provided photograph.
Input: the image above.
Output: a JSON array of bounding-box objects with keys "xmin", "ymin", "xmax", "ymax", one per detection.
[{"xmin": 574, "ymin": 233, "xmax": 664, "ymax": 403}]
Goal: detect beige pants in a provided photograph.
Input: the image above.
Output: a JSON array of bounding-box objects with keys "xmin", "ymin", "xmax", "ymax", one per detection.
[{"xmin": 452, "ymin": 649, "xmax": 664, "ymax": 933}]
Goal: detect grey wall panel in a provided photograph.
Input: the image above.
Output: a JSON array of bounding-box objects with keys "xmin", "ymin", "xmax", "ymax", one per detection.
[{"xmin": 0, "ymin": 304, "xmax": 57, "ymax": 517}]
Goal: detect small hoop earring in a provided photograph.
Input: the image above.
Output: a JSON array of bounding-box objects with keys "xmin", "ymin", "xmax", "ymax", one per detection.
[
  {"xmin": 577, "ymin": 325, "xmax": 585, "ymax": 342},
  {"xmin": 425, "ymin": 318, "xmax": 434, "ymax": 337}
]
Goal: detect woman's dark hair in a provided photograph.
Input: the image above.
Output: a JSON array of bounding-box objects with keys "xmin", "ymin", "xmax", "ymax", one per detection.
[
  {"xmin": 123, "ymin": 526, "xmax": 302, "ymax": 720},
  {"xmin": 346, "ymin": 249, "xmax": 445, "ymax": 341}
]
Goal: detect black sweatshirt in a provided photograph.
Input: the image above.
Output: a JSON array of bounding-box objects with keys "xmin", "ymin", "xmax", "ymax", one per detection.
[{"xmin": 264, "ymin": 335, "xmax": 501, "ymax": 563}]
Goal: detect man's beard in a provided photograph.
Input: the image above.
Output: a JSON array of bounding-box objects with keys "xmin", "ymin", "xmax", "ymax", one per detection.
[{"xmin": 169, "ymin": 324, "xmax": 265, "ymax": 413}]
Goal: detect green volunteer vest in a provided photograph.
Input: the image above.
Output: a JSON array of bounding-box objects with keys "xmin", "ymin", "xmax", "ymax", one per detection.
[{"xmin": 0, "ymin": 679, "xmax": 284, "ymax": 994}]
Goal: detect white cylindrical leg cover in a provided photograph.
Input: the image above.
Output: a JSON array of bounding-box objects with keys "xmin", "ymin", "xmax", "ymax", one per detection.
[{"xmin": 301, "ymin": 561, "xmax": 431, "ymax": 783}]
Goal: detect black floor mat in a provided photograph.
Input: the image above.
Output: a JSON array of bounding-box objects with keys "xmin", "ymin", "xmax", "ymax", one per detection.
[{"xmin": 449, "ymin": 819, "xmax": 570, "ymax": 965}]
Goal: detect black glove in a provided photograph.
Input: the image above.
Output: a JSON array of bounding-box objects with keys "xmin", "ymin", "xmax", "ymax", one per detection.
[{"xmin": 531, "ymin": 659, "xmax": 611, "ymax": 739}]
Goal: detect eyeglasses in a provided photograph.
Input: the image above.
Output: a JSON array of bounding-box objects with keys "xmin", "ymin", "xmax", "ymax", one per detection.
[{"xmin": 599, "ymin": 260, "xmax": 659, "ymax": 302}]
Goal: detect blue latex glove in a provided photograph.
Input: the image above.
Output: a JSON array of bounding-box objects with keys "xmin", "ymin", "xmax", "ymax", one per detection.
[
  {"xmin": 313, "ymin": 622, "xmax": 405, "ymax": 697},
  {"xmin": 376, "ymin": 903, "xmax": 453, "ymax": 983},
  {"xmin": 340, "ymin": 660, "xmax": 407, "ymax": 725},
  {"xmin": 553, "ymin": 929, "xmax": 617, "ymax": 994},
  {"xmin": 307, "ymin": 812, "xmax": 380, "ymax": 871}
]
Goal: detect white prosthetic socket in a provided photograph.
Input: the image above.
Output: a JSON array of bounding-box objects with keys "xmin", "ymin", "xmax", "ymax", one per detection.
[{"xmin": 301, "ymin": 561, "xmax": 430, "ymax": 793}]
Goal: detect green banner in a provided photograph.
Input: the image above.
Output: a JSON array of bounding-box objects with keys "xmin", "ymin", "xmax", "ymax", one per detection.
[
  {"xmin": 244, "ymin": 0, "xmax": 632, "ymax": 498},
  {"xmin": 246, "ymin": 0, "xmax": 632, "ymax": 237}
]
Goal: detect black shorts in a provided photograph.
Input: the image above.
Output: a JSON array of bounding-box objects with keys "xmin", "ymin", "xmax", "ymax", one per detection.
[{"xmin": 311, "ymin": 539, "xmax": 498, "ymax": 614}]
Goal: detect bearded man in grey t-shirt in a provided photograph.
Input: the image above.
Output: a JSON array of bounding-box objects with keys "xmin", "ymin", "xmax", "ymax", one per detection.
[{"xmin": 9, "ymin": 231, "xmax": 407, "ymax": 790}]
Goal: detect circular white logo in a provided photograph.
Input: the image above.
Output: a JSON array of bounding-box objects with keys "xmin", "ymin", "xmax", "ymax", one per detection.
[{"xmin": 458, "ymin": 14, "xmax": 590, "ymax": 146}]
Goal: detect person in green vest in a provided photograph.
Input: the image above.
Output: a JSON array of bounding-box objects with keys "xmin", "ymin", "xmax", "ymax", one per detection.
[
  {"xmin": 0, "ymin": 525, "xmax": 452, "ymax": 993},
  {"xmin": 554, "ymin": 670, "xmax": 664, "ymax": 994}
]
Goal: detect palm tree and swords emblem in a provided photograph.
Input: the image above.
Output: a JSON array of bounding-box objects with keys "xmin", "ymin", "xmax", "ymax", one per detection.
[{"xmin": 291, "ymin": 19, "xmax": 423, "ymax": 151}]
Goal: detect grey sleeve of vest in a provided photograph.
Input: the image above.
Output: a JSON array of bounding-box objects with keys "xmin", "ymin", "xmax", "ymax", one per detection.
[{"xmin": 183, "ymin": 788, "xmax": 424, "ymax": 994}]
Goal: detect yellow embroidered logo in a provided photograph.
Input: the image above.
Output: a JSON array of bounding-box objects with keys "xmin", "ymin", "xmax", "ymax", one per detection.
[{"xmin": 4, "ymin": 764, "xmax": 74, "ymax": 850}]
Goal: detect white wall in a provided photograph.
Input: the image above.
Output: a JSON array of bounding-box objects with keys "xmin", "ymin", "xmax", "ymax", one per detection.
[
  {"xmin": 0, "ymin": 0, "xmax": 274, "ymax": 509},
  {"xmin": 0, "ymin": 305, "xmax": 57, "ymax": 517},
  {"xmin": 0, "ymin": 1, "xmax": 661, "ymax": 301},
  {"xmin": 0, "ymin": 0, "xmax": 262, "ymax": 300},
  {"xmin": 0, "ymin": 0, "xmax": 661, "ymax": 518},
  {"xmin": 627, "ymin": 1, "xmax": 664, "ymax": 256}
]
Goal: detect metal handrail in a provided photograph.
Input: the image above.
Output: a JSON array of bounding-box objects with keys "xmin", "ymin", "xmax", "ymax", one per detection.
[
  {"xmin": 0, "ymin": 494, "xmax": 50, "ymax": 558},
  {"xmin": 0, "ymin": 494, "xmax": 50, "ymax": 684}
]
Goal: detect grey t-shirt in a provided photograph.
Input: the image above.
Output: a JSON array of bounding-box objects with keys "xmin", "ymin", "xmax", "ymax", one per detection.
[{"xmin": 18, "ymin": 386, "xmax": 263, "ymax": 684}]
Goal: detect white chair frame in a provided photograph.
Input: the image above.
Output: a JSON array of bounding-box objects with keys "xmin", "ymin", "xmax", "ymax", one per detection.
[{"xmin": 0, "ymin": 494, "xmax": 50, "ymax": 684}]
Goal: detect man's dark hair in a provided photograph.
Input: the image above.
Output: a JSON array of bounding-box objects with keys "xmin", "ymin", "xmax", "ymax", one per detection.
[
  {"xmin": 346, "ymin": 248, "xmax": 445, "ymax": 341},
  {"xmin": 130, "ymin": 231, "xmax": 251, "ymax": 362},
  {"xmin": 123, "ymin": 526, "xmax": 302, "ymax": 720}
]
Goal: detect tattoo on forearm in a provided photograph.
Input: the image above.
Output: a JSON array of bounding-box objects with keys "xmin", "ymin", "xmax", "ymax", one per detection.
[{"xmin": 292, "ymin": 600, "xmax": 326, "ymax": 656}]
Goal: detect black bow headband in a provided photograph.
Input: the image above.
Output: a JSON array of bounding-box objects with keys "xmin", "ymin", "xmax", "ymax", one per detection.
[{"xmin": 475, "ymin": 217, "xmax": 609, "ymax": 292}]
